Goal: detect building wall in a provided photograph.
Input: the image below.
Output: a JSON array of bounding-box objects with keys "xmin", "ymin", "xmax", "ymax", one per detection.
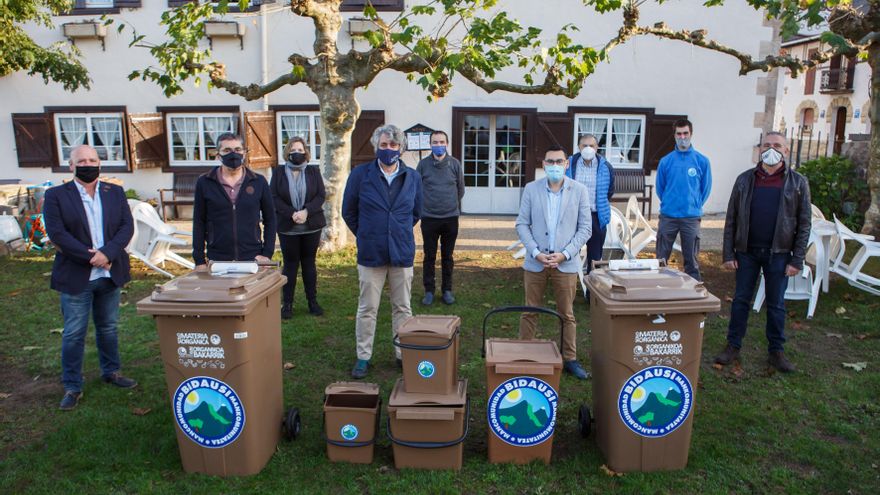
[{"xmin": 1, "ymin": 0, "xmax": 774, "ymax": 214}]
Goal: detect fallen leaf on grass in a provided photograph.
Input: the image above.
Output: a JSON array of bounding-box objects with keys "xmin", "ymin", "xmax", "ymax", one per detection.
[
  {"xmin": 855, "ymin": 334, "xmax": 871, "ymax": 340},
  {"xmin": 377, "ymin": 465, "xmax": 393, "ymax": 474},
  {"xmin": 842, "ymin": 362, "xmax": 868, "ymax": 372},
  {"xmin": 600, "ymin": 464, "xmax": 624, "ymax": 477},
  {"xmin": 131, "ymin": 407, "xmax": 151, "ymax": 416},
  {"xmin": 724, "ymin": 296, "xmax": 733, "ymax": 303},
  {"xmin": 49, "ymin": 328, "xmax": 63, "ymax": 335},
  {"xmin": 283, "ymin": 362, "xmax": 296, "ymax": 371},
  {"xmin": 711, "ymin": 363, "xmax": 723, "ymax": 371},
  {"xmin": 481, "ymin": 303, "xmax": 492, "ymax": 308},
  {"xmin": 42, "ymin": 272, "xmax": 51, "ymax": 277},
  {"xmin": 346, "ymin": 316, "xmax": 355, "ymax": 321},
  {"xmin": 731, "ymin": 362, "xmax": 745, "ymax": 378},
  {"xmin": 835, "ymin": 306, "xmax": 847, "ymax": 315},
  {"xmin": 7, "ymin": 290, "xmax": 21, "ymax": 297},
  {"xmin": 791, "ymin": 321, "xmax": 809, "ymax": 331},
  {"xmin": 826, "ymin": 333, "xmax": 843, "ymax": 339},
  {"xmin": 0, "ymin": 393, "xmax": 11, "ymax": 399},
  {"xmin": 22, "ymin": 346, "xmax": 41, "ymax": 351}
]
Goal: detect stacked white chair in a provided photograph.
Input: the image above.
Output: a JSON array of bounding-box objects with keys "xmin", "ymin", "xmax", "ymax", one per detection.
[
  {"xmin": 753, "ymin": 230, "xmax": 824, "ymax": 319},
  {"xmin": 127, "ymin": 200, "xmax": 194, "ymax": 278},
  {"xmin": 830, "ymin": 215, "xmax": 880, "ymax": 295}
]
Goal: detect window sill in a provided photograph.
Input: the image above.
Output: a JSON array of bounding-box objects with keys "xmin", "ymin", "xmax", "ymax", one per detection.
[{"xmin": 59, "ymin": 8, "xmax": 121, "ymax": 16}]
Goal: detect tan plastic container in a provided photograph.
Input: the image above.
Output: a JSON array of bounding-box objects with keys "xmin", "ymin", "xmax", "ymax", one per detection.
[
  {"xmin": 395, "ymin": 315, "xmax": 460, "ymax": 395},
  {"xmin": 485, "ymin": 339, "xmax": 562, "ymax": 464},
  {"xmin": 137, "ymin": 268, "xmax": 286, "ymax": 477},
  {"xmin": 323, "ymin": 382, "xmax": 380, "ymax": 464},
  {"xmin": 387, "ymin": 378, "xmax": 468, "ymax": 470},
  {"xmin": 587, "ymin": 261, "xmax": 720, "ymax": 472}
]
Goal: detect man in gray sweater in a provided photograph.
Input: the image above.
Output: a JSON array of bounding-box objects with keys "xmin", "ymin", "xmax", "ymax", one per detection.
[{"xmin": 417, "ymin": 130, "xmax": 465, "ymax": 305}]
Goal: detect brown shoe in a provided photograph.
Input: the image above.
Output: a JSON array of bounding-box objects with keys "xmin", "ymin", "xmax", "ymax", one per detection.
[
  {"xmin": 768, "ymin": 351, "xmax": 796, "ymax": 373},
  {"xmin": 714, "ymin": 344, "xmax": 740, "ymax": 365}
]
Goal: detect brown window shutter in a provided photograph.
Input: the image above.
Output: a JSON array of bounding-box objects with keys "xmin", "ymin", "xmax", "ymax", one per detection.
[
  {"xmin": 532, "ymin": 112, "xmax": 573, "ymax": 182},
  {"xmin": 243, "ymin": 111, "xmax": 277, "ymax": 169},
  {"xmin": 644, "ymin": 114, "xmax": 687, "ymax": 172},
  {"xmin": 804, "ymin": 48, "xmax": 818, "ymax": 95},
  {"xmin": 12, "ymin": 113, "xmax": 55, "ymax": 168},
  {"xmin": 127, "ymin": 113, "xmax": 168, "ymax": 170},
  {"xmin": 350, "ymin": 110, "xmax": 385, "ymax": 169}
]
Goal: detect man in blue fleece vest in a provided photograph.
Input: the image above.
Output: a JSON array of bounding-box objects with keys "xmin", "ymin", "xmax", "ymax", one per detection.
[{"xmin": 655, "ymin": 119, "xmax": 712, "ymax": 280}]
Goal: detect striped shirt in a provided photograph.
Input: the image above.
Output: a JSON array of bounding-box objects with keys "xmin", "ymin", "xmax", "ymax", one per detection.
[{"xmin": 575, "ymin": 156, "xmax": 598, "ymax": 212}]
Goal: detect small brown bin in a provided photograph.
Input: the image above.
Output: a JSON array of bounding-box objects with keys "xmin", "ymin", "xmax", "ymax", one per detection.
[
  {"xmin": 394, "ymin": 315, "xmax": 460, "ymax": 395},
  {"xmin": 482, "ymin": 304, "xmax": 565, "ymax": 465},
  {"xmin": 137, "ymin": 267, "xmax": 295, "ymax": 477},
  {"xmin": 586, "ymin": 260, "xmax": 720, "ymax": 472},
  {"xmin": 323, "ymin": 382, "xmax": 380, "ymax": 464},
  {"xmin": 387, "ymin": 378, "xmax": 468, "ymax": 470}
]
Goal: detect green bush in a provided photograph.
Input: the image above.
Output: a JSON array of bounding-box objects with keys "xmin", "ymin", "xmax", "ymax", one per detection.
[
  {"xmin": 798, "ymin": 156, "xmax": 868, "ymax": 230},
  {"xmin": 125, "ymin": 189, "xmax": 140, "ymax": 201}
]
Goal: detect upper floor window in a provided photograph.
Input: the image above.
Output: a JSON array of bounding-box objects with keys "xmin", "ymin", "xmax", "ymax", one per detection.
[
  {"xmin": 54, "ymin": 113, "xmax": 125, "ymax": 167},
  {"xmin": 574, "ymin": 114, "xmax": 646, "ymax": 169},
  {"xmin": 276, "ymin": 112, "xmax": 321, "ymax": 164},
  {"xmin": 340, "ymin": 0, "xmax": 404, "ymax": 12},
  {"xmin": 166, "ymin": 113, "xmax": 238, "ymax": 166}
]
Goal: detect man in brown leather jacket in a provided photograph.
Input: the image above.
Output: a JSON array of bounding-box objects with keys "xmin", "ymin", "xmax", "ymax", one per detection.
[{"xmin": 715, "ymin": 131, "xmax": 811, "ymax": 373}]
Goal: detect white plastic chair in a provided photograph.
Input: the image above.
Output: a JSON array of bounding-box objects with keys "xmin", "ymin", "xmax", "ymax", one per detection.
[
  {"xmin": 830, "ymin": 215, "xmax": 880, "ymax": 295},
  {"xmin": 127, "ymin": 200, "xmax": 194, "ymax": 278},
  {"xmin": 624, "ymin": 195, "xmax": 657, "ymax": 257},
  {"xmin": 506, "ymin": 240, "xmax": 526, "ymax": 259},
  {"xmin": 753, "ymin": 231, "xmax": 824, "ymax": 319},
  {"xmin": 604, "ymin": 207, "xmax": 634, "ymax": 260},
  {"xmin": 810, "ymin": 204, "xmax": 826, "ymax": 221}
]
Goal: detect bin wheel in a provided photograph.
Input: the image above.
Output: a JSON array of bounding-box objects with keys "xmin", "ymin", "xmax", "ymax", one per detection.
[
  {"xmin": 283, "ymin": 407, "xmax": 301, "ymax": 441},
  {"xmin": 578, "ymin": 404, "xmax": 592, "ymax": 438}
]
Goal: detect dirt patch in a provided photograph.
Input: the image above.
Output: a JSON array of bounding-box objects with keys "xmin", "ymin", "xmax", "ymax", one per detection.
[{"xmin": 0, "ymin": 355, "xmax": 59, "ymax": 460}]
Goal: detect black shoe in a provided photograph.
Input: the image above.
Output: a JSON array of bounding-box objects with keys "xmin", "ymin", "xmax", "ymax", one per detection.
[
  {"xmin": 441, "ymin": 290, "xmax": 455, "ymax": 305},
  {"xmin": 308, "ymin": 300, "xmax": 324, "ymax": 316},
  {"xmin": 768, "ymin": 351, "xmax": 796, "ymax": 373},
  {"xmin": 714, "ymin": 344, "xmax": 741, "ymax": 365},
  {"xmin": 102, "ymin": 372, "xmax": 138, "ymax": 389},
  {"xmin": 396, "ymin": 357, "xmax": 402, "ymax": 369},
  {"xmin": 281, "ymin": 302, "xmax": 293, "ymax": 320},
  {"xmin": 59, "ymin": 391, "xmax": 82, "ymax": 411},
  {"xmin": 421, "ymin": 292, "xmax": 434, "ymax": 306}
]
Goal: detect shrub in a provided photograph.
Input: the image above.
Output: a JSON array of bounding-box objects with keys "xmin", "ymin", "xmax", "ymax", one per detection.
[
  {"xmin": 798, "ymin": 156, "xmax": 868, "ymax": 230},
  {"xmin": 125, "ymin": 189, "xmax": 140, "ymax": 201}
]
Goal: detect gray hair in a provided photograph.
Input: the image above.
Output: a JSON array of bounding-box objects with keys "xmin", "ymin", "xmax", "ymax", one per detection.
[
  {"xmin": 578, "ymin": 133, "xmax": 598, "ymax": 145},
  {"xmin": 765, "ymin": 131, "xmax": 786, "ymax": 139},
  {"xmin": 370, "ymin": 124, "xmax": 407, "ymax": 153}
]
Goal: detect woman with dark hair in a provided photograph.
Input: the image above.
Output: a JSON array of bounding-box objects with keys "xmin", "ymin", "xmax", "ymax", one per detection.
[{"xmin": 270, "ymin": 136, "xmax": 326, "ymax": 319}]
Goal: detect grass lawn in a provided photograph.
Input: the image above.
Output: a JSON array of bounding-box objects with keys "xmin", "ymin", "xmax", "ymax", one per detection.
[{"xmin": 0, "ymin": 249, "xmax": 878, "ymax": 494}]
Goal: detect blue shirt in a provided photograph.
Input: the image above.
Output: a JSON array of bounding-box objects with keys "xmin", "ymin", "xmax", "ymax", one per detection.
[
  {"xmin": 655, "ymin": 146, "xmax": 712, "ymax": 218},
  {"xmin": 74, "ymin": 180, "xmax": 110, "ymax": 281},
  {"xmin": 531, "ymin": 183, "xmax": 569, "ymax": 260},
  {"xmin": 575, "ymin": 156, "xmax": 598, "ymax": 212},
  {"xmin": 379, "ymin": 162, "xmax": 402, "ymax": 185}
]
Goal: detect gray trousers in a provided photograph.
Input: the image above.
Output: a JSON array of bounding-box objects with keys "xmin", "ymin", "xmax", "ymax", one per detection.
[{"xmin": 655, "ymin": 215, "xmax": 702, "ymax": 281}]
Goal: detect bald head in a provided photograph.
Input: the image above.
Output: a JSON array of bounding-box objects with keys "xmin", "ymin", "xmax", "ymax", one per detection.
[{"xmin": 69, "ymin": 145, "xmax": 100, "ymax": 169}]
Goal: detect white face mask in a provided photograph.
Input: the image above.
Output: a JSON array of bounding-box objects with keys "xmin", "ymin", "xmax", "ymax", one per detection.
[
  {"xmin": 580, "ymin": 146, "xmax": 597, "ymax": 161},
  {"xmin": 761, "ymin": 148, "xmax": 783, "ymax": 166}
]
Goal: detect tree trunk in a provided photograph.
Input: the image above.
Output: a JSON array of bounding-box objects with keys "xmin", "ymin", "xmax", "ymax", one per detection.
[
  {"xmin": 317, "ymin": 86, "xmax": 361, "ymax": 250},
  {"xmin": 862, "ymin": 44, "xmax": 880, "ymax": 237}
]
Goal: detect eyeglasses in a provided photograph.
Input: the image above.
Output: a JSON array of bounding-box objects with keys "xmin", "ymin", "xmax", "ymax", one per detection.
[
  {"xmin": 543, "ymin": 159, "xmax": 566, "ymax": 165},
  {"xmin": 219, "ymin": 147, "xmax": 246, "ymax": 154}
]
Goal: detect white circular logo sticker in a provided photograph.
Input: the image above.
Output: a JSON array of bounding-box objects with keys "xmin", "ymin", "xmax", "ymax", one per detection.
[
  {"xmin": 341, "ymin": 424, "xmax": 359, "ymax": 441},
  {"xmin": 618, "ymin": 366, "xmax": 692, "ymax": 438},
  {"xmin": 173, "ymin": 376, "xmax": 245, "ymax": 448},
  {"xmin": 487, "ymin": 376, "xmax": 558, "ymax": 447},
  {"xmin": 669, "ymin": 331, "xmax": 681, "ymax": 342},
  {"xmin": 687, "ymin": 167, "xmax": 697, "ymax": 177},
  {"xmin": 417, "ymin": 360, "xmax": 436, "ymax": 378},
  {"xmin": 210, "ymin": 334, "xmax": 221, "ymax": 345}
]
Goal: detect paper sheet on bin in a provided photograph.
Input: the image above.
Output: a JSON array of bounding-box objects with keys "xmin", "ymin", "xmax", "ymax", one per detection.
[
  {"xmin": 608, "ymin": 259, "xmax": 660, "ymax": 271},
  {"xmin": 210, "ymin": 262, "xmax": 259, "ymax": 275}
]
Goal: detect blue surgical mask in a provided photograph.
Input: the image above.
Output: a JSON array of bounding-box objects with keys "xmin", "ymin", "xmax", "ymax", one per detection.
[
  {"xmin": 544, "ymin": 165, "xmax": 565, "ymax": 183},
  {"xmin": 675, "ymin": 137, "xmax": 691, "ymax": 150},
  {"xmin": 431, "ymin": 145, "xmax": 447, "ymax": 157},
  {"xmin": 377, "ymin": 148, "xmax": 400, "ymax": 166}
]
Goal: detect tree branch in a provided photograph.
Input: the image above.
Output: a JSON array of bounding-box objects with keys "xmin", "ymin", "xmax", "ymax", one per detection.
[{"xmin": 188, "ymin": 62, "xmax": 307, "ymax": 100}]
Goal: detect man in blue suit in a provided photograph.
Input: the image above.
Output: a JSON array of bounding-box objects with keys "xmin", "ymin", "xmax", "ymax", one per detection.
[
  {"xmin": 343, "ymin": 124, "xmax": 422, "ymax": 379},
  {"xmin": 43, "ymin": 145, "xmax": 137, "ymax": 411},
  {"xmin": 516, "ymin": 145, "xmax": 592, "ymax": 379}
]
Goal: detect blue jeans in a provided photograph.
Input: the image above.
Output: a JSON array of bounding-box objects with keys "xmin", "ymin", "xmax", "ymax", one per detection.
[
  {"xmin": 726, "ymin": 249, "xmax": 790, "ymax": 353},
  {"xmin": 60, "ymin": 278, "xmax": 122, "ymax": 393}
]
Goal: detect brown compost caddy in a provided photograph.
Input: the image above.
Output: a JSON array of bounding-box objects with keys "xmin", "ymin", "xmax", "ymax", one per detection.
[
  {"xmin": 584, "ymin": 260, "xmax": 720, "ymax": 472},
  {"xmin": 323, "ymin": 382, "xmax": 381, "ymax": 464},
  {"xmin": 482, "ymin": 306, "xmax": 566, "ymax": 464},
  {"xmin": 137, "ymin": 264, "xmax": 300, "ymax": 477},
  {"xmin": 394, "ymin": 315, "xmax": 461, "ymax": 395}
]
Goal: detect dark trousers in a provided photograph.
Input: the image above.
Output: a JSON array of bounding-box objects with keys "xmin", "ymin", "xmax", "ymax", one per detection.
[
  {"xmin": 656, "ymin": 215, "xmax": 702, "ymax": 281},
  {"xmin": 727, "ymin": 249, "xmax": 790, "ymax": 353},
  {"xmin": 420, "ymin": 216, "xmax": 459, "ymax": 293},
  {"xmin": 60, "ymin": 278, "xmax": 122, "ymax": 393},
  {"xmin": 585, "ymin": 211, "xmax": 607, "ymax": 276},
  {"xmin": 279, "ymin": 231, "xmax": 321, "ymax": 305}
]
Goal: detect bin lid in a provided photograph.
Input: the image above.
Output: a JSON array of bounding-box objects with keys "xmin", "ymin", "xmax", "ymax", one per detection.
[
  {"xmin": 586, "ymin": 262, "xmax": 720, "ymax": 314},
  {"xmin": 136, "ymin": 268, "xmax": 286, "ymax": 316},
  {"xmin": 324, "ymin": 381, "xmax": 380, "ymax": 397},
  {"xmin": 484, "ymin": 339, "xmax": 562, "ymax": 367},
  {"xmin": 397, "ymin": 315, "xmax": 460, "ymax": 341},
  {"xmin": 388, "ymin": 378, "xmax": 467, "ymax": 407}
]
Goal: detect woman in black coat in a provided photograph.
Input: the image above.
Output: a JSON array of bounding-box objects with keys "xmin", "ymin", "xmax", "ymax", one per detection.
[{"xmin": 270, "ymin": 136, "xmax": 327, "ymax": 319}]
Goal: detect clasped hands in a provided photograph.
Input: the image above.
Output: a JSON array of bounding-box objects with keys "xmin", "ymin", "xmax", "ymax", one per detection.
[
  {"xmin": 536, "ymin": 252, "xmax": 566, "ymax": 269},
  {"xmin": 292, "ymin": 209, "xmax": 308, "ymax": 224},
  {"xmin": 88, "ymin": 248, "xmax": 111, "ymax": 270}
]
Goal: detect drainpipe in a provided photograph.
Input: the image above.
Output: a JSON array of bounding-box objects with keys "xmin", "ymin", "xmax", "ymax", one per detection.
[{"xmin": 260, "ymin": 2, "xmax": 269, "ymax": 111}]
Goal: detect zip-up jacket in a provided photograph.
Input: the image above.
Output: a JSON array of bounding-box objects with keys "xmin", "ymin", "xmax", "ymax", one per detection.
[
  {"xmin": 722, "ymin": 163, "xmax": 812, "ymax": 269},
  {"xmin": 192, "ymin": 166, "xmax": 276, "ymax": 265},
  {"xmin": 656, "ymin": 146, "xmax": 712, "ymax": 218},
  {"xmin": 566, "ymin": 153, "xmax": 615, "ymax": 228}
]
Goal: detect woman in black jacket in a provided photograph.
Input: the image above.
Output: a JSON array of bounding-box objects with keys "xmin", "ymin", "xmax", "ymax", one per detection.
[{"xmin": 270, "ymin": 137, "xmax": 327, "ymax": 319}]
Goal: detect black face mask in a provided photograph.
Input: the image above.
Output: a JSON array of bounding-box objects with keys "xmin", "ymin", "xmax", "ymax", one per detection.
[
  {"xmin": 287, "ymin": 152, "xmax": 307, "ymax": 165},
  {"xmin": 220, "ymin": 152, "xmax": 244, "ymax": 169},
  {"xmin": 75, "ymin": 166, "xmax": 100, "ymax": 183}
]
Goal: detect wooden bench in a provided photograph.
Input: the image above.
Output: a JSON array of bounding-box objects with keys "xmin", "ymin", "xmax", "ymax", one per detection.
[
  {"xmin": 158, "ymin": 172, "xmax": 200, "ymax": 221},
  {"xmin": 612, "ymin": 169, "xmax": 654, "ymax": 220}
]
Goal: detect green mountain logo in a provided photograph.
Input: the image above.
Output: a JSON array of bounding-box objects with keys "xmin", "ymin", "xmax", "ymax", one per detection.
[
  {"xmin": 497, "ymin": 397, "xmax": 550, "ymax": 437},
  {"xmin": 185, "ymin": 401, "xmax": 234, "ymax": 438},
  {"xmin": 633, "ymin": 388, "xmax": 682, "ymax": 427}
]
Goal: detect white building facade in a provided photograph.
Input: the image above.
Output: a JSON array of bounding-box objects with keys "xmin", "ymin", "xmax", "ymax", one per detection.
[{"xmin": 2, "ymin": 0, "xmax": 779, "ymax": 215}]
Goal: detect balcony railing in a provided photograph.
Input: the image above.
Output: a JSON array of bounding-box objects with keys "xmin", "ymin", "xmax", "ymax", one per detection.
[{"xmin": 820, "ymin": 68, "xmax": 854, "ymax": 93}]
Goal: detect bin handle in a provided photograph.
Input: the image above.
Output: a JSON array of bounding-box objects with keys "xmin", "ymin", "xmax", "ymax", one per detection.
[
  {"xmin": 322, "ymin": 398, "xmax": 382, "ymax": 448},
  {"xmin": 481, "ymin": 306, "xmax": 564, "ymax": 358},
  {"xmin": 386, "ymin": 398, "xmax": 470, "ymax": 449},
  {"xmin": 392, "ymin": 327, "xmax": 459, "ymax": 351}
]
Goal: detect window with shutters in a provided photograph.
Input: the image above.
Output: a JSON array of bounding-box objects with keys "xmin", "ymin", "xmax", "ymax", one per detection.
[
  {"xmin": 341, "ymin": 0, "xmax": 404, "ymax": 12},
  {"xmin": 167, "ymin": 1, "xmax": 266, "ymax": 12},
  {"xmin": 60, "ymin": 1, "xmax": 142, "ymax": 15},
  {"xmin": 574, "ymin": 114, "xmax": 646, "ymax": 169},
  {"xmin": 166, "ymin": 113, "xmax": 238, "ymax": 166},
  {"xmin": 53, "ymin": 113, "xmax": 126, "ymax": 167},
  {"xmin": 276, "ymin": 112, "xmax": 321, "ymax": 164}
]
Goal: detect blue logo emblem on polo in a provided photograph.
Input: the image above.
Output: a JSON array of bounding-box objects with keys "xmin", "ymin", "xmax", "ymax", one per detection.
[
  {"xmin": 687, "ymin": 167, "xmax": 698, "ymax": 177},
  {"xmin": 341, "ymin": 424, "xmax": 359, "ymax": 441},
  {"xmin": 487, "ymin": 376, "xmax": 558, "ymax": 446},
  {"xmin": 173, "ymin": 376, "xmax": 245, "ymax": 448},
  {"xmin": 417, "ymin": 360, "xmax": 435, "ymax": 378},
  {"xmin": 618, "ymin": 366, "xmax": 693, "ymax": 437}
]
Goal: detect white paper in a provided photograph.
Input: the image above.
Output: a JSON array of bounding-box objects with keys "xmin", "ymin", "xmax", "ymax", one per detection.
[
  {"xmin": 210, "ymin": 262, "xmax": 258, "ymax": 275},
  {"xmin": 419, "ymin": 133, "xmax": 431, "ymax": 150},
  {"xmin": 407, "ymin": 134, "xmax": 421, "ymax": 151}
]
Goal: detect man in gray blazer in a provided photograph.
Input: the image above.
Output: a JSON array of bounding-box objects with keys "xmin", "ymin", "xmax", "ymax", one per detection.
[{"xmin": 516, "ymin": 145, "xmax": 592, "ymax": 379}]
